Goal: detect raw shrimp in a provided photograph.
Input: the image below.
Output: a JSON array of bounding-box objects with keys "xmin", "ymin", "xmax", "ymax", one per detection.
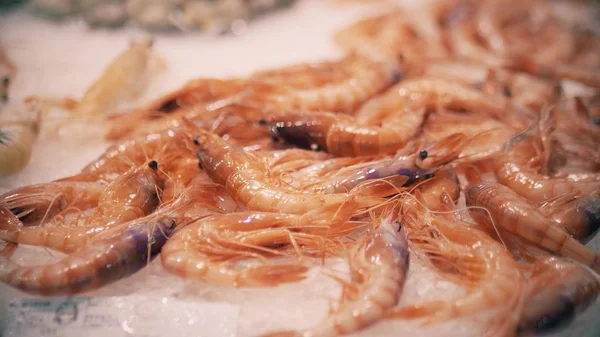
[
  {"xmin": 539, "ymin": 191, "xmax": 600, "ymax": 243},
  {"xmin": 388, "ymin": 175, "xmax": 523, "ymax": 336},
  {"xmin": 508, "ymin": 58, "xmax": 600, "ymax": 90},
  {"xmin": 0, "ymin": 179, "xmax": 228, "ymax": 295},
  {"xmin": 161, "ymin": 205, "xmax": 356, "ymax": 287},
  {"xmin": 495, "ymin": 134, "xmax": 600, "ymax": 204},
  {"xmin": 1, "ymin": 161, "xmax": 163, "ymax": 252},
  {"xmin": 266, "ymin": 213, "xmax": 409, "ymax": 337},
  {"xmin": 195, "ymin": 129, "xmax": 384, "ymax": 214},
  {"xmin": 106, "ymin": 78, "xmax": 246, "ymax": 140},
  {"xmin": 465, "ymin": 181, "xmax": 600, "ymax": 273},
  {"xmin": 69, "ymin": 125, "xmax": 196, "ymax": 182},
  {"xmin": 270, "ymin": 92, "xmax": 469, "ymax": 157},
  {"xmin": 447, "ymin": 5, "xmax": 504, "ymax": 67},
  {"xmin": 72, "ymin": 39, "xmax": 162, "ymax": 117},
  {"xmin": 241, "ymin": 55, "xmax": 402, "ymax": 113},
  {"xmin": 517, "ymin": 257, "xmax": 600, "ymax": 336},
  {"xmin": 296, "ymin": 136, "xmax": 466, "ymax": 195},
  {"xmin": 334, "ymin": 11, "xmax": 432, "ymax": 63},
  {"xmin": 0, "ymin": 181, "xmax": 105, "ymax": 227},
  {"xmin": 0, "ymin": 213, "xmax": 176, "ymax": 296}
]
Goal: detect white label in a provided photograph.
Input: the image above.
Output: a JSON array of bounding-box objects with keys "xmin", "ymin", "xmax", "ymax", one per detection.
[{"xmin": 4, "ymin": 296, "xmax": 239, "ymax": 337}]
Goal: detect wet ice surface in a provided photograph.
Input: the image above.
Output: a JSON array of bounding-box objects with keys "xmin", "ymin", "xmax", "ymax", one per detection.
[{"xmin": 1, "ymin": 1, "xmax": 599, "ymax": 336}]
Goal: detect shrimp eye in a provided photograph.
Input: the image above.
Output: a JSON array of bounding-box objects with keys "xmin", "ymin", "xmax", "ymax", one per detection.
[
  {"xmin": 418, "ymin": 150, "xmax": 428, "ymax": 160},
  {"xmin": 258, "ymin": 119, "xmax": 267, "ymax": 126},
  {"xmin": 395, "ymin": 221, "xmax": 402, "ymax": 231},
  {"xmin": 148, "ymin": 160, "xmax": 158, "ymax": 170},
  {"xmin": 193, "ymin": 137, "xmax": 200, "ymax": 145},
  {"xmin": 503, "ymin": 87, "xmax": 512, "ymax": 97},
  {"xmin": 594, "ymin": 117, "xmax": 600, "ymax": 126}
]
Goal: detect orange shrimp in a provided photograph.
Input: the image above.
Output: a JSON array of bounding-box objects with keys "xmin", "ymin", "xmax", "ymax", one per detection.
[
  {"xmin": 106, "ymin": 77, "xmax": 246, "ymax": 140},
  {"xmin": 388, "ymin": 173, "xmax": 524, "ymax": 336},
  {"xmin": 194, "ymin": 129, "xmax": 383, "ymax": 214},
  {"xmin": 538, "ymin": 191, "xmax": 600, "ymax": 243},
  {"xmin": 241, "ymin": 54, "xmax": 402, "ymax": 113},
  {"xmin": 0, "ymin": 181, "xmax": 219, "ymax": 296},
  {"xmin": 495, "ymin": 133, "xmax": 600, "ymax": 204},
  {"xmin": 270, "ymin": 98, "xmax": 468, "ymax": 157},
  {"xmin": 465, "ymin": 181, "xmax": 600, "ymax": 273},
  {"xmin": 65, "ymin": 125, "xmax": 196, "ymax": 183},
  {"xmin": 0, "ymin": 161, "xmax": 163, "ymax": 252},
  {"xmin": 0, "ymin": 182, "xmax": 105, "ymax": 227},
  {"xmin": 293, "ymin": 139, "xmax": 464, "ymax": 195},
  {"xmin": 265, "ymin": 211, "xmax": 410, "ymax": 337},
  {"xmin": 161, "ymin": 203, "xmax": 356, "ymax": 287},
  {"xmin": 517, "ymin": 257, "xmax": 600, "ymax": 336}
]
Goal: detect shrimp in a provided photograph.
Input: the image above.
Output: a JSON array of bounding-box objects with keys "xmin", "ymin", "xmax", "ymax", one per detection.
[
  {"xmin": 517, "ymin": 257, "xmax": 600, "ymax": 336},
  {"xmin": 67, "ymin": 125, "xmax": 196, "ymax": 183},
  {"xmin": 195, "ymin": 129, "xmax": 383, "ymax": 214},
  {"xmin": 265, "ymin": 212, "xmax": 410, "ymax": 337},
  {"xmin": 0, "ymin": 181, "xmax": 105, "ymax": 227},
  {"xmin": 295, "ymin": 137, "xmax": 465, "ymax": 195},
  {"xmin": 465, "ymin": 181, "xmax": 600, "ymax": 273},
  {"xmin": 0, "ymin": 179, "xmax": 227, "ymax": 295},
  {"xmin": 0, "ymin": 161, "xmax": 162, "ymax": 252},
  {"xmin": 241, "ymin": 54, "xmax": 402, "ymax": 113},
  {"xmin": 538, "ymin": 191, "xmax": 600, "ymax": 243},
  {"xmin": 508, "ymin": 57, "xmax": 600, "ymax": 90},
  {"xmin": 161, "ymin": 204, "xmax": 356, "ymax": 287},
  {"xmin": 269, "ymin": 99, "xmax": 468, "ymax": 157},
  {"xmin": 389, "ymin": 176, "xmax": 524, "ymax": 336},
  {"xmin": 495, "ymin": 134, "xmax": 600, "ymax": 204},
  {"xmin": 0, "ymin": 212, "xmax": 175, "ymax": 296},
  {"xmin": 72, "ymin": 39, "xmax": 162, "ymax": 118},
  {"xmin": 106, "ymin": 78, "xmax": 246, "ymax": 140}
]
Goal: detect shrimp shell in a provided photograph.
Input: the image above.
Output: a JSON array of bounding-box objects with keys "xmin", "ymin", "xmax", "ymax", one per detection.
[
  {"xmin": 466, "ymin": 181, "xmax": 600, "ymax": 273},
  {"xmin": 517, "ymin": 257, "xmax": 600, "ymax": 336},
  {"xmin": 0, "ymin": 216, "xmax": 176, "ymax": 295},
  {"xmin": 195, "ymin": 129, "xmax": 383, "ymax": 214},
  {"xmin": 1, "ymin": 161, "xmax": 162, "ymax": 252},
  {"xmin": 241, "ymin": 55, "xmax": 402, "ymax": 113}
]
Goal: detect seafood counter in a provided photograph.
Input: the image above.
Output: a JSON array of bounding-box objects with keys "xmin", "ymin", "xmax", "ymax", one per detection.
[{"xmin": 1, "ymin": 0, "xmax": 600, "ymax": 336}]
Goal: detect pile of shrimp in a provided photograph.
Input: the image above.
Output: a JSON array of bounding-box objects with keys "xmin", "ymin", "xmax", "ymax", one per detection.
[{"xmin": 1, "ymin": 0, "xmax": 600, "ymax": 336}]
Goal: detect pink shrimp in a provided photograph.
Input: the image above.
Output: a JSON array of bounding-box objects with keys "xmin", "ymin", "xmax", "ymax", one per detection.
[
  {"xmin": 0, "ymin": 182, "xmax": 105, "ymax": 227},
  {"xmin": 0, "ymin": 181, "xmax": 221, "ymax": 295},
  {"xmin": 0, "ymin": 161, "xmax": 163, "ymax": 252},
  {"xmin": 162, "ymin": 201, "xmax": 357, "ymax": 287},
  {"xmin": 517, "ymin": 257, "xmax": 600, "ymax": 336},
  {"xmin": 106, "ymin": 77, "xmax": 247, "ymax": 140},
  {"xmin": 241, "ymin": 54, "xmax": 402, "ymax": 113},
  {"xmin": 465, "ymin": 181, "xmax": 600, "ymax": 273},
  {"xmin": 265, "ymin": 212, "xmax": 409, "ymax": 337},
  {"xmin": 195, "ymin": 129, "xmax": 384, "ymax": 214},
  {"xmin": 495, "ymin": 133, "xmax": 600, "ymax": 204}
]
